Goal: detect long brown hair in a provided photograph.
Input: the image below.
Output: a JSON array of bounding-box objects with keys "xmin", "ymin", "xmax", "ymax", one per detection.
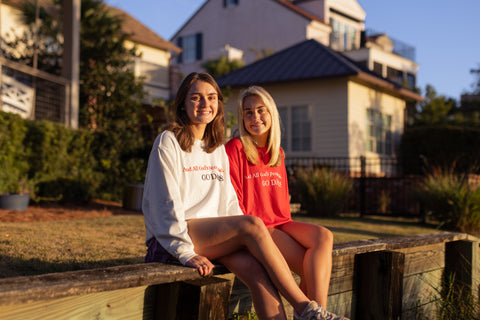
[{"xmin": 167, "ymin": 72, "xmax": 225, "ymax": 153}]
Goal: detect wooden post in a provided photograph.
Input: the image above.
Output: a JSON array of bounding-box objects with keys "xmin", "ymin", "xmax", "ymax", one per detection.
[
  {"xmin": 360, "ymin": 156, "xmax": 366, "ymax": 217},
  {"xmin": 445, "ymin": 240, "xmax": 480, "ymax": 303},
  {"xmin": 356, "ymin": 250, "xmax": 405, "ymax": 320},
  {"xmin": 154, "ymin": 276, "xmax": 232, "ymax": 320}
]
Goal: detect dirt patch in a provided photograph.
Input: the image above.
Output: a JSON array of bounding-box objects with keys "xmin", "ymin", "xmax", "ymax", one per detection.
[{"xmin": 0, "ymin": 200, "xmax": 141, "ymax": 222}]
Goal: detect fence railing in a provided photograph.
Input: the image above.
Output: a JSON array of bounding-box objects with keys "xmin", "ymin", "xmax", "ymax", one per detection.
[
  {"xmin": 0, "ymin": 56, "xmax": 69, "ymax": 125},
  {"xmin": 286, "ymin": 156, "xmax": 423, "ymax": 217}
]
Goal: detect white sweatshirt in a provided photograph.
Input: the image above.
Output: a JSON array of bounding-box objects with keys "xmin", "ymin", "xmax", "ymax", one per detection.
[{"xmin": 142, "ymin": 130, "xmax": 243, "ymax": 265}]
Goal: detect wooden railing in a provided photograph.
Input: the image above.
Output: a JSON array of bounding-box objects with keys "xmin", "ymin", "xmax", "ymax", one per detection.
[{"xmin": 0, "ymin": 232, "xmax": 478, "ymax": 319}]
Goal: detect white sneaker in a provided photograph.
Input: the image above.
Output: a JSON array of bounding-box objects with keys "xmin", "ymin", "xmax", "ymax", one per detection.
[{"xmin": 293, "ymin": 301, "xmax": 349, "ymax": 320}]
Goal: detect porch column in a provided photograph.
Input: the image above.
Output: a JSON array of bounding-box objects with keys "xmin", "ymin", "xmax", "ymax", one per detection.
[{"xmin": 62, "ymin": 0, "xmax": 80, "ymax": 128}]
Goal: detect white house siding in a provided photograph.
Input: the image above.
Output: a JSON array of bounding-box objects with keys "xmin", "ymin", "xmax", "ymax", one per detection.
[
  {"xmin": 172, "ymin": 0, "xmax": 315, "ymax": 76},
  {"xmin": 125, "ymin": 40, "xmax": 172, "ymax": 102},
  {"xmin": 305, "ymin": 20, "xmax": 331, "ymax": 46},
  {"xmin": 224, "ymin": 79, "xmax": 350, "ymax": 158},
  {"xmin": 347, "ymin": 80, "xmax": 405, "ymax": 174}
]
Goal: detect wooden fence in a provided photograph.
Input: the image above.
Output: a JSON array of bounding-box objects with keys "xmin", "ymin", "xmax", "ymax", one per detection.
[{"xmin": 0, "ymin": 232, "xmax": 478, "ymax": 319}]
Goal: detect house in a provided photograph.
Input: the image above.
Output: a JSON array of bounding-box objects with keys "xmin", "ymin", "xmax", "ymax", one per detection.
[
  {"xmin": 0, "ymin": 0, "xmax": 180, "ymax": 126},
  {"xmin": 217, "ymin": 39, "xmax": 423, "ymax": 174},
  {"xmin": 171, "ymin": 0, "xmax": 418, "ymax": 91}
]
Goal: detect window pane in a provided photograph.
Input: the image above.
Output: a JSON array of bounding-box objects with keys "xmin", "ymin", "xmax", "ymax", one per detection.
[
  {"xmin": 184, "ymin": 35, "xmax": 197, "ymax": 63},
  {"xmin": 291, "ymin": 106, "xmax": 311, "ymax": 151}
]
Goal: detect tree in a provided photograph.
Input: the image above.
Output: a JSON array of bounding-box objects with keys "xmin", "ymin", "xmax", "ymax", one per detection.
[
  {"xmin": 0, "ymin": 1, "xmax": 62, "ymax": 74},
  {"xmin": 470, "ymin": 65, "xmax": 480, "ymax": 94},
  {"xmin": 410, "ymin": 84, "xmax": 455, "ymax": 126},
  {"xmin": 1, "ymin": 0, "xmax": 145, "ymax": 132},
  {"xmin": 201, "ymin": 55, "xmax": 244, "ymax": 78},
  {"xmin": 1, "ymin": 0, "xmax": 149, "ymax": 200}
]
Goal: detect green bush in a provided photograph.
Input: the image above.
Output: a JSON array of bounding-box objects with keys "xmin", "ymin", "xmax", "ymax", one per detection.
[
  {"xmin": 0, "ymin": 111, "xmax": 149, "ymax": 203},
  {"xmin": 0, "ymin": 112, "xmax": 31, "ymax": 194},
  {"xmin": 290, "ymin": 167, "xmax": 353, "ymax": 217},
  {"xmin": 415, "ymin": 167, "xmax": 480, "ymax": 233},
  {"xmin": 400, "ymin": 126, "xmax": 480, "ymax": 174}
]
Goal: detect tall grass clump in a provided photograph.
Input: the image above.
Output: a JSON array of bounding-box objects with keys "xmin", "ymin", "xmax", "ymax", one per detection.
[
  {"xmin": 415, "ymin": 167, "xmax": 480, "ymax": 233},
  {"xmin": 290, "ymin": 167, "xmax": 353, "ymax": 217},
  {"xmin": 437, "ymin": 273, "xmax": 479, "ymax": 320}
]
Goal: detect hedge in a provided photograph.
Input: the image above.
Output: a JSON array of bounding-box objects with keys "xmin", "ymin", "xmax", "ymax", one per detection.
[
  {"xmin": 0, "ymin": 111, "xmax": 149, "ymax": 203},
  {"xmin": 400, "ymin": 125, "xmax": 480, "ymax": 174}
]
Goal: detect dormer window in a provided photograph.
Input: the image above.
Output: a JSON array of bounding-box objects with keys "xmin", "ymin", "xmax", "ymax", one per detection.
[{"xmin": 223, "ymin": 0, "xmax": 239, "ymax": 8}]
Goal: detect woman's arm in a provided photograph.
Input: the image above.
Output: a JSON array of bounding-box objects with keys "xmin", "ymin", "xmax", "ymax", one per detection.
[
  {"xmin": 143, "ymin": 133, "xmax": 197, "ymax": 265},
  {"xmin": 225, "ymin": 139, "xmax": 248, "ymax": 214}
]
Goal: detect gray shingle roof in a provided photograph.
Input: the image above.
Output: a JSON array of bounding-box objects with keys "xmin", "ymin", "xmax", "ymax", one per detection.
[{"xmin": 217, "ymin": 39, "xmax": 364, "ymax": 87}]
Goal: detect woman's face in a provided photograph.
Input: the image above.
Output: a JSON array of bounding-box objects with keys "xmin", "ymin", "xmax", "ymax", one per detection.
[
  {"xmin": 242, "ymin": 95, "xmax": 272, "ymax": 140},
  {"xmin": 185, "ymin": 80, "xmax": 219, "ymax": 128}
]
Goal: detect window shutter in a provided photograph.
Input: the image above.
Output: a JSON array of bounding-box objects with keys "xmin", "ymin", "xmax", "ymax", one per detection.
[
  {"xmin": 177, "ymin": 37, "xmax": 183, "ymax": 63},
  {"xmin": 195, "ymin": 33, "xmax": 203, "ymax": 60}
]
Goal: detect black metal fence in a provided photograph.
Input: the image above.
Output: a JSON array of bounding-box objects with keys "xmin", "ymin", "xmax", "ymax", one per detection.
[{"xmin": 285, "ymin": 156, "xmax": 423, "ymax": 217}]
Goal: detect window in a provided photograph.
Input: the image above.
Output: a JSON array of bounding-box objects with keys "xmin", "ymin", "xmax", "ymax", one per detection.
[
  {"xmin": 176, "ymin": 33, "xmax": 203, "ymax": 63},
  {"xmin": 330, "ymin": 19, "xmax": 357, "ymax": 51},
  {"xmin": 279, "ymin": 106, "xmax": 312, "ymax": 152},
  {"xmin": 223, "ymin": 0, "xmax": 238, "ymax": 8},
  {"xmin": 387, "ymin": 66, "xmax": 403, "ymax": 86},
  {"xmin": 373, "ymin": 61, "xmax": 383, "ymax": 76},
  {"xmin": 366, "ymin": 109, "xmax": 393, "ymax": 155}
]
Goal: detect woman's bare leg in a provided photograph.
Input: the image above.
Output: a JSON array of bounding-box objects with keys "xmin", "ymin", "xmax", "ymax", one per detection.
[
  {"xmin": 218, "ymin": 250, "xmax": 286, "ymax": 320},
  {"xmin": 274, "ymin": 221, "xmax": 334, "ymax": 308},
  {"xmin": 187, "ymin": 215, "xmax": 310, "ymax": 314}
]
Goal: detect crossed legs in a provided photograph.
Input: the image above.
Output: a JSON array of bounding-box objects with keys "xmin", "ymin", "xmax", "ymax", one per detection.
[
  {"xmin": 271, "ymin": 221, "xmax": 334, "ymax": 308},
  {"xmin": 186, "ymin": 215, "xmax": 311, "ymax": 317}
]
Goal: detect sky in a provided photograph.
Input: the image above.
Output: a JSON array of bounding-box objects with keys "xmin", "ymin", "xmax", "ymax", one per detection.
[{"xmin": 104, "ymin": 0, "xmax": 480, "ymax": 101}]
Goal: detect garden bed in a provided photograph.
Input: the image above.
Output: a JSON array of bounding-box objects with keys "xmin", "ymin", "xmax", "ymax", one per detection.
[{"xmin": 0, "ymin": 200, "xmax": 138, "ymax": 222}]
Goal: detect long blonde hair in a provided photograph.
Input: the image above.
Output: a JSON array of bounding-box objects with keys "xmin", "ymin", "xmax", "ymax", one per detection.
[{"xmin": 237, "ymin": 86, "xmax": 282, "ymax": 167}]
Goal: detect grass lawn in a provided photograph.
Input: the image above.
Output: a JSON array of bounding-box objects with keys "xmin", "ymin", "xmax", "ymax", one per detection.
[{"xmin": 0, "ymin": 213, "xmax": 441, "ymax": 279}]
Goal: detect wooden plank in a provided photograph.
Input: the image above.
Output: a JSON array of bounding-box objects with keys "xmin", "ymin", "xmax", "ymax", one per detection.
[
  {"xmin": 329, "ymin": 254, "xmax": 355, "ymax": 294},
  {"xmin": 0, "ymin": 263, "xmax": 229, "ymax": 306},
  {"xmin": 327, "ymin": 291, "xmax": 354, "ymax": 319},
  {"xmin": 177, "ymin": 277, "xmax": 232, "ymax": 320},
  {"xmin": 402, "ymin": 269, "xmax": 442, "ymax": 319},
  {"xmin": 394, "ymin": 243, "xmax": 445, "ymax": 275},
  {"xmin": 356, "ymin": 250, "xmax": 405, "ymax": 320},
  {"xmin": 0, "ymin": 285, "xmax": 154, "ymax": 320},
  {"xmin": 445, "ymin": 240, "xmax": 480, "ymax": 302}
]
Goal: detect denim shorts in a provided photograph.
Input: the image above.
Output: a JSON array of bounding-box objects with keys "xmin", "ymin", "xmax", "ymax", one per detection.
[{"xmin": 144, "ymin": 237, "xmax": 179, "ymax": 264}]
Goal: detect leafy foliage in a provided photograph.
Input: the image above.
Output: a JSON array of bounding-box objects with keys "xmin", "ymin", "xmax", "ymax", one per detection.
[
  {"xmin": 290, "ymin": 167, "xmax": 353, "ymax": 217},
  {"xmin": 0, "ymin": 0, "xmax": 149, "ymax": 201},
  {"xmin": 201, "ymin": 55, "xmax": 244, "ymax": 78},
  {"xmin": 414, "ymin": 166, "xmax": 480, "ymax": 233},
  {"xmin": 0, "ymin": 112, "xmax": 31, "ymax": 194}
]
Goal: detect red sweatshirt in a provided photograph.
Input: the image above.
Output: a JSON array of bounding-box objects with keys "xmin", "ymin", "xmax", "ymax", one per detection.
[{"xmin": 225, "ymin": 138, "xmax": 292, "ymax": 227}]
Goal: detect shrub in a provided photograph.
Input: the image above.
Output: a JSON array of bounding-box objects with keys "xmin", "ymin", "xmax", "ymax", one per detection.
[
  {"xmin": 290, "ymin": 167, "xmax": 353, "ymax": 217},
  {"xmin": 0, "ymin": 110, "xmax": 149, "ymax": 203},
  {"xmin": 415, "ymin": 167, "xmax": 480, "ymax": 233},
  {"xmin": 0, "ymin": 112, "xmax": 31, "ymax": 194}
]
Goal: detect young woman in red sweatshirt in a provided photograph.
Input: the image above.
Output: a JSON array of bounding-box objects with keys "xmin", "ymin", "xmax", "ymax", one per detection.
[{"xmin": 226, "ymin": 86, "xmax": 345, "ymax": 320}]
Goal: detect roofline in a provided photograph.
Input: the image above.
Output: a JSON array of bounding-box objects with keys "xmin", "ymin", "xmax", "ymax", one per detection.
[
  {"xmin": 354, "ymin": 71, "xmax": 424, "ymax": 102},
  {"xmin": 170, "ymin": 0, "xmax": 328, "ymax": 40},
  {"xmin": 274, "ymin": 0, "xmax": 328, "ymax": 25},
  {"xmin": 170, "ymin": 1, "xmax": 210, "ymax": 40}
]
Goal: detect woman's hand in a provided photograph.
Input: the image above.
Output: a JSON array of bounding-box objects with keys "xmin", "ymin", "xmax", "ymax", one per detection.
[{"xmin": 185, "ymin": 255, "xmax": 214, "ymax": 276}]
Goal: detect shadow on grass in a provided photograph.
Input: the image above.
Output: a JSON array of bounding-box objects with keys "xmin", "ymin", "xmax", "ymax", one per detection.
[{"xmin": 0, "ymin": 254, "xmax": 144, "ymax": 279}]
